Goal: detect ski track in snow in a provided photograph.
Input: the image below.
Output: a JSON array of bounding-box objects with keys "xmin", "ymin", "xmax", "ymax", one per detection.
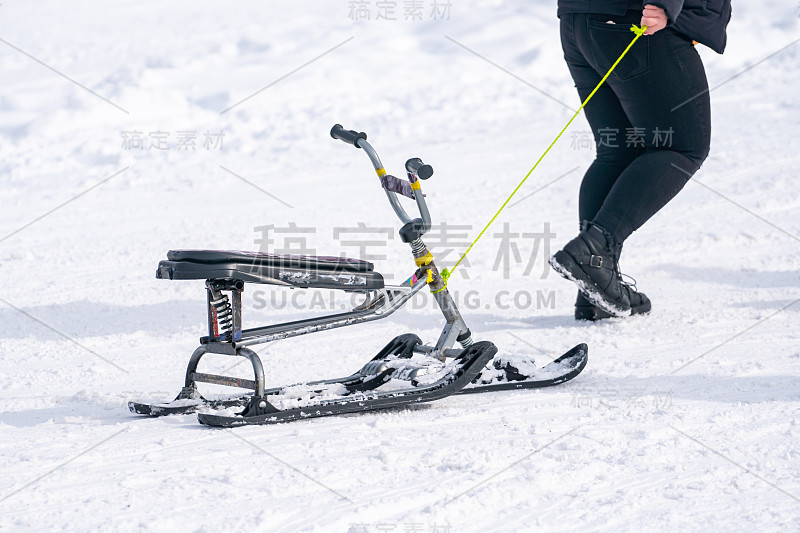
[{"xmin": 1, "ymin": 1, "xmax": 799, "ymax": 531}]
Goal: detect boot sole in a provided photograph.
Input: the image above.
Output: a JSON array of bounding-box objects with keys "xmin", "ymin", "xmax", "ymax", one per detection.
[
  {"xmin": 549, "ymin": 251, "xmax": 631, "ymax": 317},
  {"xmin": 575, "ymin": 299, "xmax": 652, "ymax": 321}
]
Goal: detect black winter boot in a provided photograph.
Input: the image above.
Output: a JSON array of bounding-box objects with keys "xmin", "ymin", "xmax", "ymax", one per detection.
[{"xmin": 549, "ymin": 221, "xmax": 631, "ymax": 316}]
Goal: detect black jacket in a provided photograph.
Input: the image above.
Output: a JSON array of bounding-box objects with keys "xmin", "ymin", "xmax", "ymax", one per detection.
[{"xmin": 557, "ymin": 0, "xmax": 732, "ymax": 54}]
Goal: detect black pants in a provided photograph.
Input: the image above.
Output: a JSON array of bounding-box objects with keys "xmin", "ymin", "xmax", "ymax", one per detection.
[{"xmin": 560, "ymin": 11, "xmax": 711, "ymax": 244}]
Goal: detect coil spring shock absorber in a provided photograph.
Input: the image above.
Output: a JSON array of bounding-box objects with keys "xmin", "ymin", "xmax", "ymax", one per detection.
[
  {"xmin": 410, "ymin": 238, "xmax": 426, "ymax": 255},
  {"xmin": 206, "ymin": 281, "xmax": 234, "ymax": 339}
]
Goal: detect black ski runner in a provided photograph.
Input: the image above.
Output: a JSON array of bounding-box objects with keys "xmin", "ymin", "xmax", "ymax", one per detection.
[
  {"xmin": 129, "ymin": 342, "xmax": 587, "ymax": 423},
  {"xmin": 460, "ymin": 343, "xmax": 588, "ymax": 394},
  {"xmin": 196, "ymin": 338, "xmax": 497, "ymax": 427},
  {"xmin": 128, "ymin": 396, "xmax": 248, "ymax": 417}
]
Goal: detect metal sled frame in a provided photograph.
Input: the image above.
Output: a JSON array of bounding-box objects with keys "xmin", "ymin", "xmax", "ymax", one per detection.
[{"xmin": 181, "ymin": 269, "xmax": 470, "ymax": 404}]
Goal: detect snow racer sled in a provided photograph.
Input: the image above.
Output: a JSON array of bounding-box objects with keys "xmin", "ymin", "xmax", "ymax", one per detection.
[{"xmin": 129, "ymin": 125, "xmax": 588, "ymax": 427}]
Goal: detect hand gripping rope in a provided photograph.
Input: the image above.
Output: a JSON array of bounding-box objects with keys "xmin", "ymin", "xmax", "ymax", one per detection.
[{"xmin": 431, "ymin": 25, "xmax": 647, "ymax": 294}]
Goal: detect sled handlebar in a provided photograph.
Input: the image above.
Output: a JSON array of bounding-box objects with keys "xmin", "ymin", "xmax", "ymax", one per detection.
[
  {"xmin": 330, "ymin": 124, "xmax": 432, "ymax": 233},
  {"xmin": 405, "ymin": 158, "xmax": 434, "ymax": 180},
  {"xmin": 330, "ymin": 124, "xmax": 367, "ymax": 148}
]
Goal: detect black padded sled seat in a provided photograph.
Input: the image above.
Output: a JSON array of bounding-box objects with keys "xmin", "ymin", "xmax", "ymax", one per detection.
[{"xmin": 157, "ymin": 250, "xmax": 384, "ymax": 290}]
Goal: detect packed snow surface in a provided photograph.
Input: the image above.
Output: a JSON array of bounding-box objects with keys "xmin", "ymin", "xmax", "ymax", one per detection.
[{"xmin": 1, "ymin": 1, "xmax": 799, "ymax": 531}]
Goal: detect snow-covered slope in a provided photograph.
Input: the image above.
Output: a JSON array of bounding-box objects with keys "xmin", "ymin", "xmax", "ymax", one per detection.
[{"xmin": 1, "ymin": 1, "xmax": 798, "ymax": 531}]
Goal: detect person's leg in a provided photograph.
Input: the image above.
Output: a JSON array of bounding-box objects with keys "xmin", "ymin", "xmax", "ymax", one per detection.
[
  {"xmin": 584, "ymin": 16, "xmax": 712, "ymax": 243},
  {"xmin": 571, "ymin": 86, "xmax": 652, "ymax": 319},
  {"xmin": 576, "ymin": 88, "xmax": 646, "ymax": 222},
  {"xmin": 561, "ymin": 13, "xmax": 646, "ymax": 224},
  {"xmin": 559, "ymin": 13, "xmax": 652, "ymax": 318}
]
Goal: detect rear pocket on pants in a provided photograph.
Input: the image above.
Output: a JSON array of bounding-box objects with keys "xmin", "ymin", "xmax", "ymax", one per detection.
[{"xmin": 588, "ymin": 19, "xmax": 650, "ymax": 82}]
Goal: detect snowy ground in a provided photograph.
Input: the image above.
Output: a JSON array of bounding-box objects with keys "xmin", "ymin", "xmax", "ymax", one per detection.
[{"xmin": 1, "ymin": 1, "xmax": 799, "ymax": 531}]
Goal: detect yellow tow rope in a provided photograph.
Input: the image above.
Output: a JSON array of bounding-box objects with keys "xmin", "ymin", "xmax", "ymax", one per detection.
[{"xmin": 432, "ymin": 24, "xmax": 648, "ymax": 293}]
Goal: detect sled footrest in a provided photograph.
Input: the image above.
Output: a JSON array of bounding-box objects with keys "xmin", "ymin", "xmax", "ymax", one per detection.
[{"xmin": 189, "ymin": 372, "xmax": 258, "ymax": 391}]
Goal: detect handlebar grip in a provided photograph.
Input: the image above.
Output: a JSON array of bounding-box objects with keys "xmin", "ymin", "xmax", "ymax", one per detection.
[
  {"xmin": 330, "ymin": 124, "xmax": 367, "ymax": 148},
  {"xmin": 405, "ymin": 157, "xmax": 434, "ymax": 180}
]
